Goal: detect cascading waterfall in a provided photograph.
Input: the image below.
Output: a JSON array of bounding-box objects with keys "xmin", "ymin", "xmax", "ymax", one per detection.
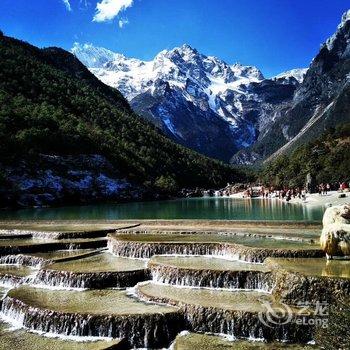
[
  {"xmin": 0, "ymin": 240, "xmax": 107, "ymax": 255},
  {"xmin": 136, "ymin": 289, "xmax": 315, "ymax": 344},
  {"xmin": 0, "ymin": 295, "xmax": 184, "ymax": 348},
  {"xmin": 0, "ymin": 273, "xmax": 23, "ymax": 287},
  {"xmin": 0, "ymin": 229, "xmax": 330, "ymax": 348},
  {"xmin": 150, "ymin": 266, "xmax": 273, "ymax": 291},
  {"xmin": 33, "ymin": 269, "xmax": 150, "ymax": 289},
  {"xmin": 183, "ymin": 304, "xmax": 314, "ymax": 343},
  {"xmin": 108, "ymin": 238, "xmax": 323, "ymax": 263},
  {"xmin": 109, "ymin": 239, "xmax": 232, "ymax": 260},
  {"xmin": 0, "ymin": 254, "xmax": 46, "ymax": 267}
]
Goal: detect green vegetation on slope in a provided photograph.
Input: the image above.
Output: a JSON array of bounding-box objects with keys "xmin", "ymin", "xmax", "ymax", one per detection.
[
  {"xmin": 260, "ymin": 123, "xmax": 350, "ymax": 188},
  {"xmin": 0, "ymin": 34, "xmax": 244, "ymax": 196}
]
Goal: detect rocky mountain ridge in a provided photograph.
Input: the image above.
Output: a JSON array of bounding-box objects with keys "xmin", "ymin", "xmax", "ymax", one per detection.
[
  {"xmin": 72, "ymin": 43, "xmax": 305, "ymax": 162},
  {"xmin": 235, "ymin": 10, "xmax": 350, "ymax": 164}
]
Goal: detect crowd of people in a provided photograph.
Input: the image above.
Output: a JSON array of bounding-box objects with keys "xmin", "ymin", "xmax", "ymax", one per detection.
[
  {"xmin": 215, "ymin": 181, "xmax": 350, "ymax": 201},
  {"xmin": 242, "ymin": 182, "xmax": 349, "ymax": 201}
]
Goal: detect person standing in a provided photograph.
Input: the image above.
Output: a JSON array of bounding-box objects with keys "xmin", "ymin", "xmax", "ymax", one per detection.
[{"xmin": 326, "ymin": 183, "xmax": 330, "ymax": 195}]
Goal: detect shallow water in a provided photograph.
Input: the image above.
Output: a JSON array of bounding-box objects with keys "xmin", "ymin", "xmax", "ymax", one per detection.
[
  {"xmin": 8, "ymin": 286, "xmax": 177, "ymax": 315},
  {"xmin": 138, "ymin": 281, "xmax": 279, "ymax": 312},
  {"xmin": 269, "ymin": 258, "xmax": 350, "ymax": 278},
  {"xmin": 32, "ymin": 249, "xmax": 96, "ymax": 260},
  {"xmin": 49, "ymin": 252, "xmax": 146, "ymax": 272},
  {"xmin": 0, "ymin": 265, "xmax": 34, "ymax": 277},
  {"xmin": 0, "ymin": 198, "xmax": 325, "ymax": 221},
  {"xmin": 0, "ymin": 238, "xmax": 53, "ymax": 247},
  {"xmin": 150, "ymin": 256, "xmax": 269, "ymax": 271},
  {"xmin": 116, "ymin": 233, "xmax": 319, "ymax": 250},
  {"xmin": 0, "ymin": 321, "xmax": 122, "ymax": 350}
]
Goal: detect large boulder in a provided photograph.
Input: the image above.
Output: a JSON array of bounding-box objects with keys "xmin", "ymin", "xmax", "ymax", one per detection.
[
  {"xmin": 321, "ymin": 204, "xmax": 350, "ymax": 259},
  {"xmin": 322, "ymin": 204, "xmax": 350, "ymax": 226}
]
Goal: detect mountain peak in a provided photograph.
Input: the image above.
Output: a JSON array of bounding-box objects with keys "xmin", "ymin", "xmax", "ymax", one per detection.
[
  {"xmin": 273, "ymin": 68, "xmax": 308, "ymax": 83},
  {"xmin": 71, "ymin": 42, "xmax": 119, "ymax": 68},
  {"xmin": 180, "ymin": 43, "xmax": 195, "ymax": 51},
  {"xmin": 325, "ymin": 9, "xmax": 350, "ymax": 52},
  {"xmin": 167, "ymin": 43, "xmax": 200, "ymax": 60},
  {"xmin": 340, "ymin": 9, "xmax": 350, "ymax": 28},
  {"xmin": 231, "ymin": 62, "xmax": 264, "ymax": 80}
]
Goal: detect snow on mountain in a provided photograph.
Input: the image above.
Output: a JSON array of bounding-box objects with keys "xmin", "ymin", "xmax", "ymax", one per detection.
[
  {"xmin": 78, "ymin": 44, "xmax": 264, "ymax": 121},
  {"xmin": 273, "ymin": 68, "xmax": 308, "ymax": 83},
  {"xmin": 71, "ymin": 10, "xmax": 350, "ymax": 165},
  {"xmin": 72, "ymin": 43, "xmax": 299, "ymax": 162},
  {"xmin": 71, "ymin": 43, "xmax": 120, "ymax": 68}
]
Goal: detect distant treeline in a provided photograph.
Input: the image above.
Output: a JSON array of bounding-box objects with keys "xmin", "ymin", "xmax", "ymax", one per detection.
[{"xmin": 260, "ymin": 123, "xmax": 350, "ymax": 188}]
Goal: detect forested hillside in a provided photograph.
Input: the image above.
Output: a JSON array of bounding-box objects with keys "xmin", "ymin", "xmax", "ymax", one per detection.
[
  {"xmin": 0, "ymin": 33, "xmax": 244, "ymax": 207},
  {"xmin": 260, "ymin": 123, "xmax": 350, "ymax": 188}
]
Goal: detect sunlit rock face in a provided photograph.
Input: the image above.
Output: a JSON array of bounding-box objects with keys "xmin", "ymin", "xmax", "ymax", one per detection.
[
  {"xmin": 321, "ymin": 204, "xmax": 350, "ymax": 258},
  {"xmin": 321, "ymin": 223, "xmax": 350, "ymax": 258}
]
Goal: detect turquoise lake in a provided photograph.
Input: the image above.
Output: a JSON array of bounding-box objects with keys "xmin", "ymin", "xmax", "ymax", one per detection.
[{"xmin": 0, "ymin": 197, "xmax": 325, "ymax": 221}]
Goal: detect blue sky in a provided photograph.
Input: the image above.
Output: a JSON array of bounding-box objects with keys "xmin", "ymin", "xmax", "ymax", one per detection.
[{"xmin": 1, "ymin": 0, "xmax": 349, "ymax": 77}]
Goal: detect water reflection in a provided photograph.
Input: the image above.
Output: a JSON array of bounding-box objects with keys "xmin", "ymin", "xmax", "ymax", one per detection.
[{"xmin": 0, "ymin": 198, "xmax": 325, "ymax": 221}]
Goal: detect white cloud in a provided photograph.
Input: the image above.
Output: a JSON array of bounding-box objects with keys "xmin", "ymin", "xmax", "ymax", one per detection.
[
  {"xmin": 62, "ymin": 0, "xmax": 72, "ymax": 11},
  {"xmin": 93, "ymin": 0, "xmax": 133, "ymax": 22},
  {"xmin": 118, "ymin": 18, "xmax": 129, "ymax": 28}
]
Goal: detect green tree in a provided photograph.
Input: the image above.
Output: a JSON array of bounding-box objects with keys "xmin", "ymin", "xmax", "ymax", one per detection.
[{"xmin": 155, "ymin": 175, "xmax": 178, "ymax": 193}]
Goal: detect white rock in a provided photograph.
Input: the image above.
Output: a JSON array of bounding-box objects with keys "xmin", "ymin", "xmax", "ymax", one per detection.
[
  {"xmin": 322, "ymin": 204, "xmax": 350, "ymax": 226},
  {"xmin": 321, "ymin": 204, "xmax": 350, "ymax": 259}
]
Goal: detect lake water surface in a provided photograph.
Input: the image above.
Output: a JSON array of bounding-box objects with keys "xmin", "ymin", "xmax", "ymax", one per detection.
[{"xmin": 0, "ymin": 197, "xmax": 325, "ymax": 221}]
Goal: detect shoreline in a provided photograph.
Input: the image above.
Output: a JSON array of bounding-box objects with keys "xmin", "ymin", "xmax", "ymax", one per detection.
[{"xmin": 228, "ymin": 190, "xmax": 349, "ymax": 207}]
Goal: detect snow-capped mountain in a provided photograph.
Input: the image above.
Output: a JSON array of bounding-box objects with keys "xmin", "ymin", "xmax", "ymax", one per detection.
[
  {"xmin": 73, "ymin": 43, "xmax": 300, "ymax": 161},
  {"xmin": 72, "ymin": 11, "xmax": 350, "ymax": 165},
  {"xmin": 74, "ymin": 43, "xmax": 265, "ymax": 125}
]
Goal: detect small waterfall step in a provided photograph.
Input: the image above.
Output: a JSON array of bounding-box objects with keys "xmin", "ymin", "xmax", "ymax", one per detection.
[
  {"xmin": 0, "ymin": 233, "xmax": 32, "ymax": 240},
  {"xmin": 0, "ymin": 287, "xmax": 8, "ymax": 305},
  {"xmin": 118, "ymin": 225, "xmax": 320, "ymax": 243},
  {"xmin": 0, "ymin": 237, "xmax": 107, "ymax": 255},
  {"xmin": 148, "ymin": 255, "xmax": 272, "ymax": 290},
  {"xmin": 0, "ymin": 320, "xmax": 127, "ymax": 350},
  {"xmin": 2, "ymin": 285, "xmax": 183, "ymax": 348},
  {"xmin": 0, "ymin": 222, "xmax": 141, "ymax": 240},
  {"xmin": 172, "ymin": 332, "xmax": 318, "ymax": 349},
  {"xmin": 108, "ymin": 233, "xmax": 323, "ymax": 262},
  {"xmin": 34, "ymin": 252, "xmax": 149, "ymax": 288},
  {"xmin": 136, "ymin": 281, "xmax": 316, "ymax": 343},
  {"xmin": 0, "ymin": 264, "xmax": 35, "ymax": 287},
  {"xmin": 0, "ymin": 249, "xmax": 100, "ymax": 268}
]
